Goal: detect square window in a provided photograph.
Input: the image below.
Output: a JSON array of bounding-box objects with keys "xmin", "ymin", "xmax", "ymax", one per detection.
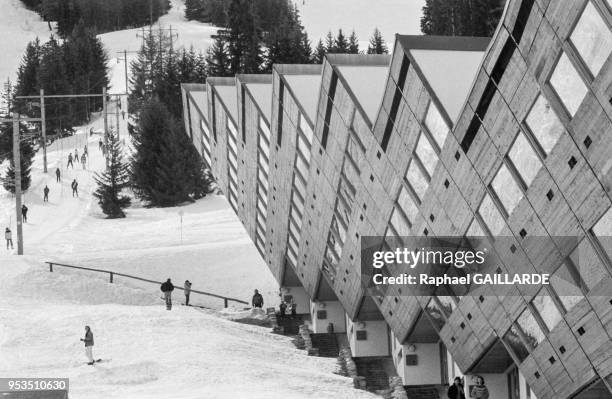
[
  {"xmin": 577, "ymin": 326, "xmax": 586, "ymax": 336},
  {"xmin": 584, "ymin": 136, "xmax": 592, "ymax": 148},
  {"xmin": 559, "ymin": 345, "xmax": 566, "ymax": 354},
  {"xmin": 517, "ymin": 308, "xmax": 545, "ymax": 348},
  {"xmin": 550, "ymin": 53, "xmax": 588, "ymax": 116},
  {"xmin": 444, "ymin": 179, "xmax": 450, "ymax": 189},
  {"xmin": 503, "ymin": 325, "xmax": 530, "ymax": 363},
  {"xmin": 479, "ymin": 194, "xmax": 505, "ymax": 236},
  {"xmin": 568, "ymin": 156, "xmax": 577, "ymax": 169},
  {"xmin": 424, "ymin": 101, "xmax": 449, "ymax": 148},
  {"xmin": 508, "ymin": 133, "xmax": 542, "ymax": 187},
  {"xmin": 532, "ymin": 291, "xmax": 563, "ymax": 331},
  {"xmin": 570, "ymin": 1, "xmax": 612, "ymax": 77},
  {"xmin": 492, "ymin": 165, "xmax": 524, "ymax": 215},
  {"xmin": 455, "ymin": 151, "xmax": 461, "ymax": 161},
  {"xmin": 546, "ymin": 190, "xmax": 554, "ymax": 201},
  {"xmin": 525, "ymin": 94, "xmax": 564, "ymax": 155},
  {"xmin": 510, "ymin": 244, "xmax": 517, "ymax": 253},
  {"xmin": 519, "ymin": 229, "xmax": 527, "ymax": 238}
]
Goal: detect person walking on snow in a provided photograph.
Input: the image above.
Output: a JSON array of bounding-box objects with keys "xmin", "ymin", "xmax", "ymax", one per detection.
[
  {"xmin": 80, "ymin": 326, "xmax": 95, "ymax": 365},
  {"xmin": 184, "ymin": 280, "xmax": 192, "ymax": 306},
  {"xmin": 161, "ymin": 279, "xmax": 175, "ymax": 310},
  {"xmin": 74, "ymin": 149, "xmax": 78, "ymax": 160},
  {"xmin": 84, "ymin": 145, "xmax": 88, "ymax": 156},
  {"xmin": 252, "ymin": 289, "xmax": 264, "ymax": 309},
  {"xmin": 21, "ymin": 205, "xmax": 28, "ymax": 223},
  {"xmin": 81, "ymin": 154, "xmax": 87, "ymax": 170},
  {"xmin": 55, "ymin": 167, "xmax": 61, "ymax": 182},
  {"xmin": 43, "ymin": 185, "xmax": 49, "ymax": 202},
  {"xmin": 71, "ymin": 179, "xmax": 79, "ymax": 197},
  {"xmin": 67, "ymin": 153, "xmax": 74, "ymax": 169},
  {"xmin": 5, "ymin": 227, "xmax": 13, "ymax": 250}
]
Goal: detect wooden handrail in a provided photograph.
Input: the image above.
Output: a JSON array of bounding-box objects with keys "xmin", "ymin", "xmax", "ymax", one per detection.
[{"xmin": 45, "ymin": 261, "xmax": 248, "ymax": 306}]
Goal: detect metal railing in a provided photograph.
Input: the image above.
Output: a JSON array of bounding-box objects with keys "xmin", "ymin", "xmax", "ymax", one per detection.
[{"xmin": 45, "ymin": 261, "xmax": 248, "ymax": 308}]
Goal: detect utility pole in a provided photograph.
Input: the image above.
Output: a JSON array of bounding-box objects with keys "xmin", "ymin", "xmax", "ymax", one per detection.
[
  {"xmin": 13, "ymin": 114, "xmax": 23, "ymax": 255},
  {"xmin": 103, "ymin": 87, "xmax": 109, "ymax": 168},
  {"xmin": 115, "ymin": 96, "xmax": 120, "ymax": 140},
  {"xmin": 40, "ymin": 89, "xmax": 47, "ymax": 173}
]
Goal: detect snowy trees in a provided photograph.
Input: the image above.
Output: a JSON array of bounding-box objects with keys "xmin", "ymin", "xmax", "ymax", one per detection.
[
  {"xmin": 93, "ymin": 131, "xmax": 131, "ymax": 218},
  {"xmin": 421, "ymin": 0, "xmax": 504, "ymax": 37},
  {"xmin": 312, "ymin": 29, "xmax": 361, "ymax": 63},
  {"xmin": 367, "ymin": 28, "xmax": 389, "ymax": 55},
  {"xmin": 205, "ymin": 35, "xmax": 232, "ymax": 77},
  {"xmin": 130, "ymin": 99, "xmax": 211, "ymax": 207},
  {"xmin": 1, "ymin": 123, "xmax": 34, "ymax": 194}
]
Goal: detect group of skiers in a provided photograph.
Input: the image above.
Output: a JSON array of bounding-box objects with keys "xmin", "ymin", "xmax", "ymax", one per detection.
[
  {"xmin": 67, "ymin": 146, "xmax": 88, "ymax": 170},
  {"xmin": 160, "ymin": 278, "xmax": 193, "ymax": 310}
]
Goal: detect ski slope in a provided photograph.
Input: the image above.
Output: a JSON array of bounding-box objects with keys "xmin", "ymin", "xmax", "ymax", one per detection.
[{"xmin": 0, "ymin": 258, "xmax": 376, "ymax": 399}]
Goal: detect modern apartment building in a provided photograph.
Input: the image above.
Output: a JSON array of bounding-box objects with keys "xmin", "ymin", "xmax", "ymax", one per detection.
[{"xmin": 182, "ymin": 0, "xmax": 612, "ymax": 397}]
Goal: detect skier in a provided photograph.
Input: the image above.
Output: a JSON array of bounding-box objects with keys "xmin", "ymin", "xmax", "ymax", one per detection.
[
  {"xmin": 184, "ymin": 280, "xmax": 192, "ymax": 306},
  {"xmin": 43, "ymin": 185, "xmax": 49, "ymax": 202},
  {"xmin": 98, "ymin": 139, "xmax": 103, "ymax": 151},
  {"xmin": 67, "ymin": 153, "xmax": 74, "ymax": 169},
  {"xmin": 80, "ymin": 326, "xmax": 96, "ymax": 365},
  {"xmin": 252, "ymin": 289, "xmax": 264, "ymax": 309},
  {"xmin": 55, "ymin": 167, "xmax": 61, "ymax": 182},
  {"xmin": 160, "ymin": 279, "xmax": 175, "ymax": 310},
  {"xmin": 21, "ymin": 205, "xmax": 28, "ymax": 223},
  {"xmin": 81, "ymin": 154, "xmax": 87, "ymax": 170},
  {"xmin": 84, "ymin": 145, "xmax": 88, "ymax": 156},
  {"xmin": 71, "ymin": 179, "xmax": 79, "ymax": 197},
  {"xmin": 5, "ymin": 227, "xmax": 13, "ymax": 250},
  {"xmin": 74, "ymin": 149, "xmax": 79, "ymax": 161}
]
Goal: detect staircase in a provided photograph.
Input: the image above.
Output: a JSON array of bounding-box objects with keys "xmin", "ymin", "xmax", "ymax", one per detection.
[
  {"xmin": 404, "ymin": 385, "xmax": 445, "ymax": 399},
  {"xmin": 353, "ymin": 357, "xmax": 392, "ymax": 392},
  {"xmin": 310, "ymin": 333, "xmax": 340, "ymax": 357}
]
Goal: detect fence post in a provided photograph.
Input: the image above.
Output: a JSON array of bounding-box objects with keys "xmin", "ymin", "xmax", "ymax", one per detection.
[
  {"xmin": 49, "ymin": 263, "xmax": 53, "ymax": 272},
  {"xmin": 110, "ymin": 272, "xmax": 113, "ymax": 283},
  {"xmin": 224, "ymin": 298, "xmax": 228, "ymax": 308}
]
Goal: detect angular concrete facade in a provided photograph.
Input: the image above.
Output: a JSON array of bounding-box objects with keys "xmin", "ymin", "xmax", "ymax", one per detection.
[{"xmin": 182, "ymin": 0, "xmax": 612, "ymax": 397}]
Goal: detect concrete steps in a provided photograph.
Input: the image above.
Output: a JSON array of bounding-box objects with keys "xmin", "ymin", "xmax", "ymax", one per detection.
[
  {"xmin": 404, "ymin": 385, "xmax": 446, "ymax": 399},
  {"xmin": 310, "ymin": 333, "xmax": 339, "ymax": 357},
  {"xmin": 354, "ymin": 357, "xmax": 392, "ymax": 392}
]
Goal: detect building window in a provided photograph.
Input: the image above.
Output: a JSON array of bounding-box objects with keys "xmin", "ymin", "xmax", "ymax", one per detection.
[
  {"xmin": 532, "ymin": 289, "xmax": 563, "ymax": 332},
  {"xmin": 550, "ymin": 53, "xmax": 588, "ymax": 116},
  {"xmin": 322, "ymin": 72, "xmax": 338, "ymax": 149},
  {"xmin": 298, "ymin": 112, "xmax": 313, "ymax": 144},
  {"xmin": 550, "ymin": 260, "xmax": 584, "ymax": 312},
  {"xmin": 277, "ymin": 80, "xmax": 285, "ymax": 147},
  {"xmin": 382, "ymin": 55, "xmax": 410, "ymax": 151},
  {"xmin": 415, "ymin": 132, "xmax": 438, "ymax": 177},
  {"xmin": 570, "ymin": 238, "xmax": 610, "ymax": 292},
  {"xmin": 424, "ymin": 101, "xmax": 449, "ymax": 149},
  {"xmin": 491, "ymin": 165, "xmax": 523, "ymax": 216},
  {"xmin": 516, "ymin": 308, "xmax": 545, "ymax": 349},
  {"xmin": 503, "ymin": 325, "xmax": 530, "ymax": 363},
  {"xmin": 405, "ymin": 160, "xmax": 429, "ymax": 201},
  {"xmin": 390, "ymin": 207, "xmax": 411, "ymax": 236},
  {"xmin": 259, "ymin": 116, "xmax": 271, "ymax": 142},
  {"xmin": 570, "ymin": 1, "xmax": 612, "ymax": 77},
  {"xmin": 507, "ymin": 133, "xmax": 541, "ymax": 187},
  {"xmin": 525, "ymin": 94, "xmax": 564, "ymax": 156},
  {"xmin": 478, "ymin": 194, "xmax": 505, "ymax": 236},
  {"xmin": 397, "ymin": 187, "xmax": 419, "ymax": 224},
  {"xmin": 424, "ymin": 298, "xmax": 446, "ymax": 331}
]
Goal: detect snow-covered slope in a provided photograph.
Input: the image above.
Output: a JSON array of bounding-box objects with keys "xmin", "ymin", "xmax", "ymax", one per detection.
[
  {"xmin": 0, "ymin": 0, "xmax": 53, "ymax": 86},
  {"xmin": 0, "ymin": 257, "xmax": 376, "ymax": 399}
]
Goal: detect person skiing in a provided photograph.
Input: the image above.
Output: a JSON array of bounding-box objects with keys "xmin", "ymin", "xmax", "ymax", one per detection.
[
  {"xmin": 67, "ymin": 153, "xmax": 74, "ymax": 168},
  {"xmin": 448, "ymin": 377, "xmax": 466, "ymax": 399},
  {"xmin": 80, "ymin": 325, "xmax": 95, "ymax": 365},
  {"xmin": 81, "ymin": 154, "xmax": 87, "ymax": 170},
  {"xmin": 252, "ymin": 289, "xmax": 264, "ymax": 309},
  {"xmin": 5, "ymin": 227, "xmax": 13, "ymax": 250},
  {"xmin": 184, "ymin": 280, "xmax": 192, "ymax": 306},
  {"xmin": 21, "ymin": 205, "xmax": 28, "ymax": 223},
  {"xmin": 160, "ymin": 279, "xmax": 175, "ymax": 310},
  {"xmin": 55, "ymin": 167, "xmax": 61, "ymax": 182},
  {"xmin": 43, "ymin": 185, "xmax": 49, "ymax": 202},
  {"xmin": 71, "ymin": 179, "xmax": 79, "ymax": 197}
]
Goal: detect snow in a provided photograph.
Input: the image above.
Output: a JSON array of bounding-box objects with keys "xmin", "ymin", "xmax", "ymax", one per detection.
[
  {"xmin": 409, "ymin": 49, "xmax": 486, "ymax": 123},
  {"xmin": 336, "ymin": 65, "xmax": 389, "ymax": 124},
  {"xmin": 0, "ymin": 259, "xmax": 377, "ymax": 399},
  {"xmin": 245, "ymin": 83, "xmax": 273, "ymax": 121},
  {"xmin": 297, "ymin": 0, "xmax": 425, "ymax": 49},
  {"xmin": 282, "ymin": 74, "xmax": 322, "ymax": 124},
  {"xmin": 0, "ymin": 0, "xmax": 53, "ymax": 85}
]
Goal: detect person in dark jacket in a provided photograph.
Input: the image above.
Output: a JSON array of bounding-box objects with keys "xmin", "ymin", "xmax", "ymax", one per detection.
[
  {"xmin": 469, "ymin": 376, "xmax": 489, "ymax": 399},
  {"xmin": 279, "ymin": 301, "xmax": 287, "ymax": 318},
  {"xmin": 5, "ymin": 227, "xmax": 13, "ymax": 250},
  {"xmin": 67, "ymin": 153, "xmax": 74, "ymax": 169},
  {"xmin": 161, "ymin": 279, "xmax": 175, "ymax": 309},
  {"xmin": 252, "ymin": 289, "xmax": 263, "ymax": 308},
  {"xmin": 71, "ymin": 179, "xmax": 79, "ymax": 197},
  {"xmin": 448, "ymin": 377, "xmax": 466, "ymax": 399},
  {"xmin": 80, "ymin": 325, "xmax": 95, "ymax": 365},
  {"xmin": 184, "ymin": 280, "xmax": 192, "ymax": 306},
  {"xmin": 21, "ymin": 205, "xmax": 28, "ymax": 223},
  {"xmin": 43, "ymin": 185, "xmax": 49, "ymax": 202},
  {"xmin": 55, "ymin": 167, "xmax": 61, "ymax": 182}
]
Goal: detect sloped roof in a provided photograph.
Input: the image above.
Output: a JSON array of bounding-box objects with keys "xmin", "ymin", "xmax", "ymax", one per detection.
[
  {"xmin": 214, "ymin": 84, "xmax": 238, "ymax": 122},
  {"xmin": 245, "ymin": 83, "xmax": 272, "ymax": 123},
  {"xmin": 336, "ymin": 65, "xmax": 389, "ymax": 124}
]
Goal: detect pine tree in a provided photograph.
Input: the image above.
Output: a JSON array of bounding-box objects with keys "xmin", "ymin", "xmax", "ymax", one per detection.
[
  {"xmin": 313, "ymin": 39, "xmax": 326, "ymax": 64},
  {"xmin": 37, "ymin": 36, "xmax": 72, "ymax": 133},
  {"xmin": 185, "ymin": 0, "xmax": 203, "ymax": 20},
  {"xmin": 130, "ymin": 99, "xmax": 211, "ymax": 207},
  {"xmin": 226, "ymin": 0, "xmax": 263, "ymax": 74},
  {"xmin": 206, "ymin": 34, "xmax": 232, "ymax": 77},
  {"xmin": 14, "ymin": 39, "xmax": 41, "ymax": 101},
  {"xmin": 324, "ymin": 31, "xmax": 335, "ymax": 53},
  {"xmin": 367, "ymin": 28, "xmax": 388, "ymax": 54},
  {"xmin": 348, "ymin": 31, "xmax": 359, "ymax": 54},
  {"xmin": 93, "ymin": 130, "xmax": 131, "ymax": 218},
  {"xmin": 334, "ymin": 29, "xmax": 349, "ymax": 53},
  {"xmin": 421, "ymin": 0, "xmax": 503, "ymax": 37},
  {"xmin": 2, "ymin": 123, "xmax": 34, "ymax": 194}
]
